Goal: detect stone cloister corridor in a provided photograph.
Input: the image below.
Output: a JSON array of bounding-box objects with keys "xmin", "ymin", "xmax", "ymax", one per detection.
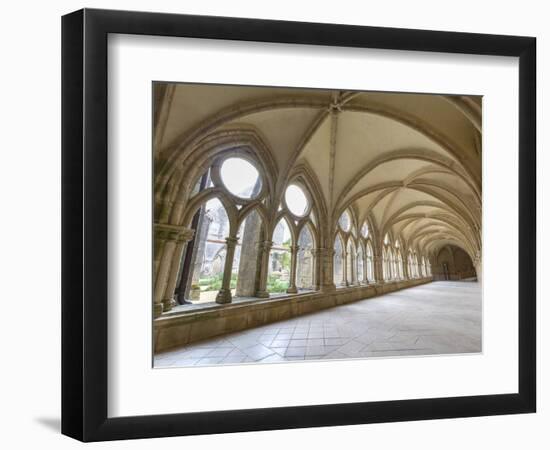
[
  {"xmin": 155, "ymin": 281, "xmax": 481, "ymax": 367},
  {"xmin": 152, "ymin": 83, "xmax": 482, "ymax": 360}
]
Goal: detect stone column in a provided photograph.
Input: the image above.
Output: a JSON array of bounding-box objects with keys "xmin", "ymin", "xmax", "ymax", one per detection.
[
  {"xmin": 350, "ymin": 252, "xmax": 356, "ymax": 285},
  {"xmin": 153, "ymin": 232, "xmax": 167, "ymax": 283},
  {"xmin": 215, "ymin": 236, "xmax": 239, "ymax": 304},
  {"xmin": 313, "ymin": 248, "xmax": 322, "ymax": 290},
  {"xmin": 341, "ymin": 249, "xmax": 348, "ymax": 286},
  {"xmin": 473, "ymin": 254, "xmax": 482, "ymax": 284},
  {"xmin": 363, "ymin": 253, "xmax": 369, "ymax": 284},
  {"xmin": 373, "ymin": 255, "xmax": 383, "ymax": 284},
  {"xmin": 255, "ymin": 240, "xmax": 273, "ymax": 298},
  {"xmin": 286, "ymin": 245, "xmax": 300, "ymax": 294},
  {"xmin": 164, "ymin": 228, "xmax": 195, "ymax": 312},
  {"xmin": 153, "ymin": 224, "xmax": 194, "ymax": 318},
  {"xmin": 236, "ymin": 211, "xmax": 262, "ymax": 297},
  {"xmin": 319, "ymin": 247, "xmax": 336, "ymax": 292}
]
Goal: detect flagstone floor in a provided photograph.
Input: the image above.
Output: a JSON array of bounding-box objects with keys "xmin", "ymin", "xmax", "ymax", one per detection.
[{"xmin": 154, "ymin": 281, "xmax": 481, "ymax": 368}]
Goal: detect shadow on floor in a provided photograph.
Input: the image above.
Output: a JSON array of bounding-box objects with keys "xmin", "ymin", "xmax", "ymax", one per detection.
[{"xmin": 35, "ymin": 417, "xmax": 61, "ymax": 433}]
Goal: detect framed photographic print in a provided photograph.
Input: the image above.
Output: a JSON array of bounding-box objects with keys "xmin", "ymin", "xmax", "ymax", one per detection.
[{"xmin": 61, "ymin": 8, "xmax": 536, "ymax": 442}]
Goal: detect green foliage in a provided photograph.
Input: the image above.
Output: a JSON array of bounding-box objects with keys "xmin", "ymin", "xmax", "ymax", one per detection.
[
  {"xmin": 281, "ymin": 251, "xmax": 291, "ymax": 269},
  {"xmin": 266, "ymin": 274, "xmax": 289, "ymax": 293},
  {"xmin": 199, "ymin": 273, "xmax": 237, "ymax": 291}
]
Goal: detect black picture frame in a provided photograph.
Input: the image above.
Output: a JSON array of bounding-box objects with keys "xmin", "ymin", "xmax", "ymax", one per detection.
[{"xmin": 61, "ymin": 8, "xmax": 536, "ymax": 442}]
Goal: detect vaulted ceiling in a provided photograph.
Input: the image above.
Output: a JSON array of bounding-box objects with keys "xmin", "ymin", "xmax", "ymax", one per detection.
[{"xmin": 154, "ymin": 83, "xmax": 481, "ymax": 259}]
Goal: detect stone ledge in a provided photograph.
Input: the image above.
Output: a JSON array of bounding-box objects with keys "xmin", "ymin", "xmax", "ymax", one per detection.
[{"xmin": 154, "ymin": 277, "xmax": 433, "ymax": 353}]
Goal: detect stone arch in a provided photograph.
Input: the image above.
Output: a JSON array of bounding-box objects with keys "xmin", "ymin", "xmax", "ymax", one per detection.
[
  {"xmin": 158, "ymin": 128, "xmax": 278, "ymax": 226},
  {"xmin": 333, "ymin": 232, "xmax": 345, "ymax": 286},
  {"xmin": 296, "ymin": 222, "xmax": 317, "ymax": 290},
  {"xmin": 346, "ymin": 237, "xmax": 357, "ymax": 285}
]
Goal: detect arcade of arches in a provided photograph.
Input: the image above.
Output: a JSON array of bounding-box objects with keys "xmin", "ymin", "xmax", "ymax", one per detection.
[{"xmin": 153, "ymin": 84, "xmax": 481, "ymax": 355}]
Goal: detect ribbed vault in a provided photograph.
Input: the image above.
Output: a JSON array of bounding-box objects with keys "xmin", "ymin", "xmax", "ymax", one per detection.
[{"xmin": 155, "ymin": 85, "xmax": 481, "ymax": 270}]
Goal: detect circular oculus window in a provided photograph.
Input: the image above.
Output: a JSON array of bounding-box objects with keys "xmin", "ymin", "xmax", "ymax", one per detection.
[
  {"xmin": 339, "ymin": 211, "xmax": 351, "ymax": 232},
  {"xmin": 285, "ymin": 184, "xmax": 309, "ymax": 217},
  {"xmin": 220, "ymin": 157, "xmax": 262, "ymax": 199}
]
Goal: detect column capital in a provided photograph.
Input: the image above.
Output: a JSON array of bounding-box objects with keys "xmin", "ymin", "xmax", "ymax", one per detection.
[
  {"xmin": 154, "ymin": 223, "xmax": 194, "ymax": 242},
  {"xmin": 225, "ymin": 236, "xmax": 239, "ymax": 247},
  {"xmin": 314, "ymin": 247, "xmax": 334, "ymax": 257},
  {"xmin": 259, "ymin": 240, "xmax": 273, "ymax": 252}
]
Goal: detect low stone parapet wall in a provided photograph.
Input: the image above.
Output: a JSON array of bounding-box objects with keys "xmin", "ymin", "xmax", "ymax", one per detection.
[{"xmin": 154, "ymin": 277, "xmax": 432, "ymax": 353}]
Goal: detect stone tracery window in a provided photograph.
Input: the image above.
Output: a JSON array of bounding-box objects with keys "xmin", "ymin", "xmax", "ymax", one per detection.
[
  {"xmin": 281, "ymin": 182, "xmax": 318, "ymax": 293},
  {"xmin": 296, "ymin": 225, "xmax": 315, "ymax": 290},
  {"xmin": 422, "ymin": 256, "xmax": 428, "ymax": 277},
  {"xmin": 180, "ymin": 197, "xmax": 231, "ymax": 304},
  {"xmin": 220, "ymin": 157, "xmax": 262, "ymax": 199},
  {"xmin": 177, "ymin": 155, "xmax": 269, "ymax": 305},
  {"xmin": 346, "ymin": 239, "xmax": 356, "ymax": 285},
  {"xmin": 334, "ymin": 234, "xmax": 344, "ymax": 286},
  {"xmin": 268, "ymin": 217, "xmax": 292, "ymax": 293},
  {"xmin": 357, "ymin": 244, "xmax": 364, "ymax": 283},
  {"xmin": 338, "ymin": 210, "xmax": 351, "ymax": 232},
  {"xmin": 396, "ymin": 249, "xmax": 404, "ymax": 279},
  {"xmin": 284, "ymin": 184, "xmax": 309, "ymax": 217},
  {"xmin": 408, "ymin": 251, "xmax": 414, "ymax": 279},
  {"xmin": 361, "ymin": 221, "xmax": 369, "ymax": 238},
  {"xmin": 383, "ymin": 247, "xmax": 389, "ymax": 281},
  {"xmin": 366, "ymin": 241, "xmax": 374, "ymax": 282}
]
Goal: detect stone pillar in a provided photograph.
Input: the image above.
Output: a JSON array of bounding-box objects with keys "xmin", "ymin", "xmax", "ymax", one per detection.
[
  {"xmin": 313, "ymin": 248, "xmax": 322, "ymax": 290},
  {"xmin": 236, "ymin": 211, "xmax": 262, "ymax": 296},
  {"xmin": 255, "ymin": 240, "xmax": 273, "ymax": 298},
  {"xmin": 373, "ymin": 255, "xmax": 383, "ymax": 284},
  {"xmin": 363, "ymin": 253, "xmax": 369, "ymax": 284},
  {"xmin": 341, "ymin": 249, "xmax": 348, "ymax": 286},
  {"xmin": 473, "ymin": 254, "xmax": 482, "ymax": 284},
  {"xmin": 349, "ymin": 251, "xmax": 356, "ymax": 285},
  {"xmin": 286, "ymin": 245, "xmax": 300, "ymax": 294},
  {"xmin": 153, "ymin": 224, "xmax": 194, "ymax": 318},
  {"xmin": 163, "ymin": 240, "xmax": 184, "ymax": 312},
  {"xmin": 318, "ymin": 247, "xmax": 336, "ymax": 292},
  {"xmin": 215, "ymin": 236, "xmax": 239, "ymax": 304},
  {"xmin": 153, "ymin": 233, "xmax": 167, "ymax": 283}
]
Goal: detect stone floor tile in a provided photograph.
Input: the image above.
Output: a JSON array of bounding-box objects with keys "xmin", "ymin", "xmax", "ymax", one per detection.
[
  {"xmin": 292, "ymin": 332, "xmax": 309, "ymax": 339},
  {"xmin": 258, "ymin": 335, "xmax": 276, "ymax": 346},
  {"xmin": 207, "ymin": 347, "xmax": 234, "ymax": 357},
  {"xmin": 307, "ymin": 331, "xmax": 324, "ymax": 339},
  {"xmin": 227, "ymin": 348, "xmax": 247, "ymax": 357},
  {"xmin": 276, "ymin": 333, "xmax": 293, "ymax": 340},
  {"xmin": 179, "ymin": 348, "xmax": 216, "ymax": 358},
  {"xmin": 154, "ymin": 282, "xmax": 481, "ymax": 368},
  {"xmin": 287, "ymin": 339, "xmax": 308, "ymax": 348},
  {"xmin": 338, "ymin": 340, "xmax": 367, "ymax": 356},
  {"xmin": 305, "ymin": 338, "xmax": 325, "ymax": 346},
  {"xmin": 222, "ymin": 355, "xmax": 248, "ymax": 364},
  {"xmin": 242, "ymin": 344, "xmax": 274, "ymax": 361},
  {"xmin": 270, "ymin": 339, "xmax": 291, "ymax": 348},
  {"xmin": 285, "ymin": 347, "xmax": 307, "ymax": 357},
  {"xmin": 195, "ymin": 357, "xmax": 225, "ymax": 365},
  {"xmin": 305, "ymin": 346, "xmax": 329, "ymax": 356},
  {"xmin": 258, "ymin": 354, "xmax": 286, "ymax": 363},
  {"xmin": 324, "ymin": 337, "xmax": 350, "ymax": 346}
]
